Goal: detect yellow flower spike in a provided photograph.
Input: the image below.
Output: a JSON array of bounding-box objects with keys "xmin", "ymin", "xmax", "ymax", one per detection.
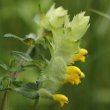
[
  {"xmin": 52, "ymin": 94, "xmax": 69, "ymax": 107},
  {"xmin": 73, "ymin": 48, "xmax": 88, "ymax": 62},
  {"xmin": 66, "ymin": 66, "xmax": 85, "ymax": 85}
]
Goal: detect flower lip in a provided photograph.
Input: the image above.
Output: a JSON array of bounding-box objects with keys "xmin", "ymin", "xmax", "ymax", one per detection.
[
  {"xmin": 52, "ymin": 94, "xmax": 69, "ymax": 107},
  {"xmin": 65, "ymin": 66, "xmax": 85, "ymax": 85},
  {"xmin": 80, "ymin": 48, "xmax": 88, "ymax": 55},
  {"xmin": 73, "ymin": 48, "xmax": 88, "ymax": 62}
]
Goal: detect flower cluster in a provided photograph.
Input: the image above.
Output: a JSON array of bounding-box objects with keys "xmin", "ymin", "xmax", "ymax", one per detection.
[{"xmin": 36, "ymin": 4, "xmax": 90, "ymax": 107}]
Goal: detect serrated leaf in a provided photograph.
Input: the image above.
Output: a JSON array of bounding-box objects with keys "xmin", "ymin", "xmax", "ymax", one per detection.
[
  {"xmin": 11, "ymin": 79, "xmax": 23, "ymax": 87},
  {"xmin": 22, "ymin": 82, "xmax": 39, "ymax": 90},
  {"xmin": 0, "ymin": 64, "xmax": 9, "ymax": 70},
  {"xmin": 13, "ymin": 82, "xmax": 39, "ymax": 99},
  {"xmin": 13, "ymin": 88, "xmax": 39, "ymax": 99},
  {"xmin": 12, "ymin": 51, "xmax": 33, "ymax": 62},
  {"xmin": 3, "ymin": 33, "xmax": 23, "ymax": 41}
]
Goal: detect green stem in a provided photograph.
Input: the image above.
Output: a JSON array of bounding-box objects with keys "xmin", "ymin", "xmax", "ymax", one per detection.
[
  {"xmin": 0, "ymin": 90, "xmax": 8, "ymax": 110},
  {"xmin": 33, "ymin": 98, "xmax": 39, "ymax": 110},
  {"xmin": 0, "ymin": 46, "xmax": 34, "ymax": 110}
]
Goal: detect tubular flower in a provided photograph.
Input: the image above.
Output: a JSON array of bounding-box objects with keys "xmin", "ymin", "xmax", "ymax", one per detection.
[
  {"xmin": 52, "ymin": 94, "xmax": 69, "ymax": 107},
  {"xmin": 73, "ymin": 48, "xmax": 88, "ymax": 62},
  {"xmin": 66, "ymin": 66, "xmax": 85, "ymax": 85}
]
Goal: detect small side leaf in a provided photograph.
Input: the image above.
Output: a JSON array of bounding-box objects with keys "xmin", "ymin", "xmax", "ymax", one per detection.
[{"xmin": 3, "ymin": 33, "xmax": 23, "ymax": 41}]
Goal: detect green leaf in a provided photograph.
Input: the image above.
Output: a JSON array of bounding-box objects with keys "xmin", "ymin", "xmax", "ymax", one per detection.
[
  {"xmin": 13, "ymin": 82, "xmax": 39, "ymax": 99},
  {"xmin": 3, "ymin": 33, "xmax": 23, "ymax": 41},
  {"xmin": 3, "ymin": 33, "xmax": 37, "ymax": 46},
  {"xmin": 12, "ymin": 51, "xmax": 33, "ymax": 62},
  {"xmin": 0, "ymin": 75, "xmax": 10, "ymax": 91},
  {"xmin": 0, "ymin": 75, "xmax": 9, "ymax": 82},
  {"xmin": 22, "ymin": 82, "xmax": 39, "ymax": 90},
  {"xmin": 0, "ymin": 64, "xmax": 9, "ymax": 70},
  {"xmin": 11, "ymin": 79, "xmax": 23, "ymax": 87},
  {"xmin": 9, "ymin": 66, "xmax": 25, "ymax": 73},
  {"xmin": 91, "ymin": 9, "xmax": 110, "ymax": 20},
  {"xmin": 13, "ymin": 88, "xmax": 39, "ymax": 99}
]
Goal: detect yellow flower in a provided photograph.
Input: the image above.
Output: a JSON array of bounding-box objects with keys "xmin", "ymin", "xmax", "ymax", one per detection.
[
  {"xmin": 66, "ymin": 66, "xmax": 85, "ymax": 85},
  {"xmin": 73, "ymin": 48, "xmax": 88, "ymax": 62},
  {"xmin": 52, "ymin": 94, "xmax": 68, "ymax": 107}
]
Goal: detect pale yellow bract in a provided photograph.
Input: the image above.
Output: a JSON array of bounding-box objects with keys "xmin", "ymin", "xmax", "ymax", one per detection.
[{"xmin": 36, "ymin": 4, "xmax": 90, "ymax": 107}]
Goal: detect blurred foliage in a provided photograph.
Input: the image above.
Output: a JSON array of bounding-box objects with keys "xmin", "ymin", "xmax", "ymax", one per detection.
[{"xmin": 0, "ymin": 0, "xmax": 110, "ymax": 110}]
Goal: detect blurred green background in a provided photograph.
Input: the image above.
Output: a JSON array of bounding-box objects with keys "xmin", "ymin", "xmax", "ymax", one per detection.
[{"xmin": 0, "ymin": 0, "xmax": 110, "ymax": 110}]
